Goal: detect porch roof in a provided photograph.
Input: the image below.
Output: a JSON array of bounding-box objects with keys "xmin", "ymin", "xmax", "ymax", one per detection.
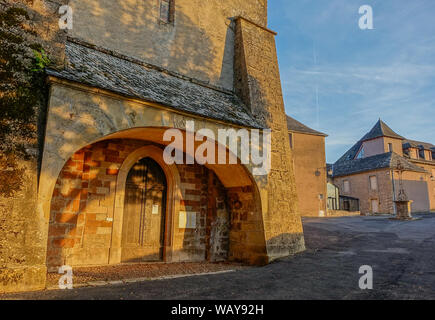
[{"xmin": 47, "ymin": 41, "xmax": 263, "ymax": 129}]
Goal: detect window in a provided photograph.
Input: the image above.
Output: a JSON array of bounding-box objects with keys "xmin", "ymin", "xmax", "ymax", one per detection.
[
  {"xmin": 388, "ymin": 143, "xmax": 393, "ymax": 152},
  {"xmin": 419, "ymin": 148, "xmax": 425, "ymax": 160},
  {"xmin": 289, "ymin": 133, "xmax": 293, "ymax": 149},
  {"xmin": 356, "ymin": 147, "xmax": 365, "ymax": 159},
  {"xmin": 160, "ymin": 0, "xmax": 175, "ymax": 24},
  {"xmin": 369, "ymin": 175, "xmax": 378, "ymax": 191},
  {"xmin": 343, "ymin": 180, "xmax": 350, "ymax": 193}
]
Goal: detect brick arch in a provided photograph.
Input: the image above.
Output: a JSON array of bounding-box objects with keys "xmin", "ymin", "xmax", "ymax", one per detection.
[
  {"xmin": 40, "ymin": 125, "xmax": 256, "ymax": 231},
  {"xmin": 45, "ymin": 127, "xmax": 268, "ymax": 268},
  {"xmin": 109, "ymin": 145, "xmax": 182, "ymax": 264}
]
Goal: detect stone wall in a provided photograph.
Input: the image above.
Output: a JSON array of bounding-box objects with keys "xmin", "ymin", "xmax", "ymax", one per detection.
[
  {"xmin": 67, "ymin": 0, "xmax": 267, "ymax": 91},
  {"xmin": 383, "ymin": 137, "xmax": 404, "ymax": 156},
  {"xmin": 334, "ymin": 169, "xmax": 432, "ymax": 215},
  {"xmin": 47, "ymin": 139, "xmax": 148, "ymax": 269},
  {"xmin": 206, "ymin": 170, "xmax": 230, "ymax": 262},
  {"xmin": 408, "ymin": 161, "xmax": 435, "ymax": 211},
  {"xmin": 326, "ymin": 210, "xmax": 361, "ymax": 217},
  {"xmin": 291, "ymin": 132, "xmax": 327, "ymax": 217},
  {"xmin": 234, "ymin": 17, "xmax": 305, "ymax": 261},
  {"xmin": 0, "ymin": 0, "xmax": 68, "ymax": 293},
  {"xmin": 228, "ymin": 186, "xmax": 267, "ymax": 265},
  {"xmin": 47, "ymin": 139, "xmax": 234, "ymax": 269},
  {"xmin": 172, "ymin": 164, "xmax": 208, "ymax": 262},
  {"xmin": 334, "ymin": 169, "xmax": 394, "ymax": 215},
  {"xmin": 394, "ymin": 170, "xmax": 430, "ymax": 213}
]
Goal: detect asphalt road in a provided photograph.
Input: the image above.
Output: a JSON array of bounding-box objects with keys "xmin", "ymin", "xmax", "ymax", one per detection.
[{"xmin": 3, "ymin": 213, "xmax": 435, "ymax": 300}]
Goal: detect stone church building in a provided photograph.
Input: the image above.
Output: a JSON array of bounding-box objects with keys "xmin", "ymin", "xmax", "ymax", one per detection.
[{"xmin": 0, "ymin": 1, "xmax": 305, "ymax": 293}]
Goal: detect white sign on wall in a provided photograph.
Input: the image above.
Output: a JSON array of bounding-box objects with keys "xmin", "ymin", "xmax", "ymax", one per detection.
[
  {"xmin": 152, "ymin": 204, "xmax": 159, "ymax": 215},
  {"xmin": 179, "ymin": 211, "xmax": 197, "ymax": 229}
]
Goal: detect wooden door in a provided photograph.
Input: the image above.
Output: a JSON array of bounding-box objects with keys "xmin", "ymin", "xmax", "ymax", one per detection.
[{"xmin": 121, "ymin": 158, "xmax": 167, "ymax": 262}]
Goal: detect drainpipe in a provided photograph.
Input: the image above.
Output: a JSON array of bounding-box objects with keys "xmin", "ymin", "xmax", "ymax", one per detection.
[{"xmin": 391, "ymin": 169, "xmax": 397, "ymax": 215}]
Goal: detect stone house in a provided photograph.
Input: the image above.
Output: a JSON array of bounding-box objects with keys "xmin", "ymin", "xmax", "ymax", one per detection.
[
  {"xmin": 332, "ymin": 120, "xmax": 435, "ymax": 215},
  {"xmin": 286, "ymin": 115, "xmax": 328, "ymax": 217},
  {"xmin": 0, "ymin": 0, "xmax": 306, "ymax": 293}
]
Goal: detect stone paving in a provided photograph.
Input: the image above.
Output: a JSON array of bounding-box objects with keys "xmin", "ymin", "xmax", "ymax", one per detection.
[
  {"xmin": 2, "ymin": 213, "xmax": 435, "ymax": 300},
  {"xmin": 45, "ymin": 262, "xmax": 245, "ymax": 289}
]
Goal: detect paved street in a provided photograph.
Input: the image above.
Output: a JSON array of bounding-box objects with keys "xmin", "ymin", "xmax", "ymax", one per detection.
[{"xmin": 3, "ymin": 213, "xmax": 435, "ymax": 300}]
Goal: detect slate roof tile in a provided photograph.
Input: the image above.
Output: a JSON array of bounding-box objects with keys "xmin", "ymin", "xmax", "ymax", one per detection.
[
  {"xmin": 333, "ymin": 152, "xmax": 427, "ymax": 177},
  {"xmin": 47, "ymin": 41, "xmax": 263, "ymax": 129},
  {"xmin": 361, "ymin": 119, "xmax": 404, "ymax": 141},
  {"xmin": 286, "ymin": 115, "xmax": 328, "ymax": 137}
]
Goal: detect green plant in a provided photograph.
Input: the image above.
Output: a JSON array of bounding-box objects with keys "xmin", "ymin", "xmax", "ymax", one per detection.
[{"xmin": 32, "ymin": 49, "xmax": 50, "ymax": 72}]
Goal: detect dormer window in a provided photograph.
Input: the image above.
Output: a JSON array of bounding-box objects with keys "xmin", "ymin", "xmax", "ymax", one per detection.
[
  {"xmin": 356, "ymin": 147, "xmax": 365, "ymax": 159},
  {"xmin": 409, "ymin": 148, "xmax": 419, "ymax": 159},
  {"xmin": 419, "ymin": 148, "xmax": 425, "ymax": 160},
  {"xmin": 388, "ymin": 143, "xmax": 393, "ymax": 152},
  {"xmin": 160, "ymin": 0, "xmax": 175, "ymax": 24}
]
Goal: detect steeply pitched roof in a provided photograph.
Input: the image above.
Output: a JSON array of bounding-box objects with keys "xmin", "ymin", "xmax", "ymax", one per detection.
[
  {"xmin": 361, "ymin": 119, "xmax": 404, "ymax": 141},
  {"xmin": 46, "ymin": 41, "xmax": 263, "ymax": 129},
  {"xmin": 333, "ymin": 152, "xmax": 427, "ymax": 177},
  {"xmin": 403, "ymin": 139, "xmax": 435, "ymax": 151},
  {"xmin": 286, "ymin": 115, "xmax": 327, "ymax": 137},
  {"xmin": 334, "ymin": 120, "xmax": 434, "ymax": 175},
  {"xmin": 335, "ymin": 119, "xmax": 405, "ymax": 163},
  {"xmin": 335, "ymin": 140, "xmax": 363, "ymax": 163}
]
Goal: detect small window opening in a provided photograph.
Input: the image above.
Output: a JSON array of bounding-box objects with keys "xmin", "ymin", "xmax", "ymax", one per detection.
[
  {"xmin": 343, "ymin": 180, "xmax": 350, "ymax": 193},
  {"xmin": 356, "ymin": 147, "xmax": 365, "ymax": 159},
  {"xmin": 370, "ymin": 175, "xmax": 378, "ymax": 191},
  {"xmin": 419, "ymin": 148, "xmax": 425, "ymax": 160},
  {"xmin": 160, "ymin": 0, "xmax": 175, "ymax": 24}
]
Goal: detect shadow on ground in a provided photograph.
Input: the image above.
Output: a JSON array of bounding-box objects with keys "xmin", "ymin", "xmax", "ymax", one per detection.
[{"xmin": 2, "ymin": 213, "xmax": 435, "ymax": 300}]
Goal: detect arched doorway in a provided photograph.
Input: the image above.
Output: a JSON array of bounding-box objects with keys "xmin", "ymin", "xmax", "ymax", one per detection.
[
  {"xmin": 45, "ymin": 133, "xmax": 268, "ymax": 269},
  {"xmin": 121, "ymin": 157, "xmax": 167, "ymax": 263}
]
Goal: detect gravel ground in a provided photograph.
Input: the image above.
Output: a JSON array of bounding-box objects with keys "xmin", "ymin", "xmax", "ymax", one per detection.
[{"xmin": 46, "ymin": 262, "xmax": 246, "ymax": 287}]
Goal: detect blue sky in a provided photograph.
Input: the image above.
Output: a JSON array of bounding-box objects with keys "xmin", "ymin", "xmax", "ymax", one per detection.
[{"xmin": 268, "ymin": 0, "xmax": 435, "ymax": 163}]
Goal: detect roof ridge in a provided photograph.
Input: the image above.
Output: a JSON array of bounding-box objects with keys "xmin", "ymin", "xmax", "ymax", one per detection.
[
  {"xmin": 286, "ymin": 115, "xmax": 328, "ymax": 137},
  {"xmin": 361, "ymin": 119, "xmax": 404, "ymax": 142},
  {"xmin": 403, "ymin": 139, "xmax": 435, "ymax": 149}
]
